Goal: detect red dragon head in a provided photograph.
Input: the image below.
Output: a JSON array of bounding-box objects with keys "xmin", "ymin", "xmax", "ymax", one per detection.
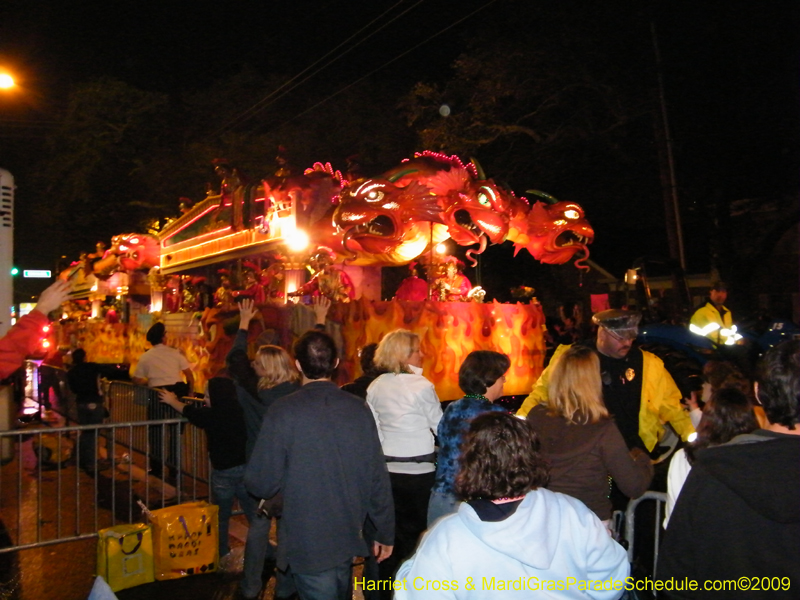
[
  {"xmin": 114, "ymin": 234, "xmax": 161, "ymax": 272},
  {"xmin": 385, "ymin": 152, "xmax": 513, "ymax": 263},
  {"xmin": 333, "ymin": 176, "xmax": 449, "ymax": 265},
  {"xmin": 508, "ymin": 192, "xmax": 594, "ymax": 269}
]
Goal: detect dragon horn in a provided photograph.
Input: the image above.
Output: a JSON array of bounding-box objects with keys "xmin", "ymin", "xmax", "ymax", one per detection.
[
  {"xmin": 525, "ymin": 189, "xmax": 559, "ymax": 205},
  {"xmin": 387, "ymin": 168, "xmax": 418, "ymax": 183},
  {"xmin": 470, "ymin": 157, "xmax": 486, "ymax": 180}
]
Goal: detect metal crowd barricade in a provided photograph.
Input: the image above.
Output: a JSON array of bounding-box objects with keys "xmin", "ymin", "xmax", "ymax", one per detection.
[
  {"xmin": 624, "ymin": 491, "xmax": 668, "ymax": 580},
  {"xmin": 103, "ymin": 380, "xmax": 210, "ymax": 485},
  {"xmin": 0, "ymin": 419, "xmax": 210, "ymax": 553}
]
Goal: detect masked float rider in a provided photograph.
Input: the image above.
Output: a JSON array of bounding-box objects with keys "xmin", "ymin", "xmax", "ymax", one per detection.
[{"xmin": 517, "ymin": 309, "xmax": 695, "ymax": 457}]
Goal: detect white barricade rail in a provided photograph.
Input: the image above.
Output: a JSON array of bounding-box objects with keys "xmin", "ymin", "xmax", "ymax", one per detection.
[{"xmin": 624, "ymin": 491, "xmax": 668, "ymax": 581}]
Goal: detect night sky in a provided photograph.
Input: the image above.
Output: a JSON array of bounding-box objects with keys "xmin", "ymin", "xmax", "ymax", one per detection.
[{"xmin": 1, "ymin": 0, "xmax": 798, "ymax": 304}]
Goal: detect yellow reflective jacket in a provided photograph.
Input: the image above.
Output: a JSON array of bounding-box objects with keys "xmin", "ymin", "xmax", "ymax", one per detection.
[
  {"xmin": 516, "ymin": 344, "xmax": 695, "ymax": 452},
  {"xmin": 690, "ymin": 302, "xmax": 733, "ymax": 346}
]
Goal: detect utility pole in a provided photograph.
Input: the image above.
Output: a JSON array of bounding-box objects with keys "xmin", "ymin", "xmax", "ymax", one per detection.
[{"xmin": 651, "ymin": 21, "xmax": 686, "ymax": 271}]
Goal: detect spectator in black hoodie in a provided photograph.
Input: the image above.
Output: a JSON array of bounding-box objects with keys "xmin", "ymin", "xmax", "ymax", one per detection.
[{"xmin": 657, "ymin": 340, "xmax": 800, "ymax": 599}]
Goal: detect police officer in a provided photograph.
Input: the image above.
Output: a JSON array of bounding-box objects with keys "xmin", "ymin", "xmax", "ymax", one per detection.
[{"xmin": 517, "ymin": 309, "xmax": 695, "ymax": 454}]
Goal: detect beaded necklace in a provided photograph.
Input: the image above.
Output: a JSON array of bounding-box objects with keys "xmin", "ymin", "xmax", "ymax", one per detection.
[{"xmin": 462, "ymin": 393, "xmax": 489, "ymax": 401}]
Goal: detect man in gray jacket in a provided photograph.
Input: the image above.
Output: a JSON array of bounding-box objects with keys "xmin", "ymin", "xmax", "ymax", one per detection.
[{"xmin": 245, "ymin": 330, "xmax": 394, "ymax": 600}]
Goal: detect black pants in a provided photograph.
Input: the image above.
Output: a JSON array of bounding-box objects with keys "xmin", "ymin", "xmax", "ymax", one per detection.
[
  {"xmin": 376, "ymin": 470, "xmax": 435, "ymax": 600},
  {"xmin": 76, "ymin": 398, "xmax": 106, "ymax": 469},
  {"xmin": 146, "ymin": 382, "xmax": 188, "ymax": 477}
]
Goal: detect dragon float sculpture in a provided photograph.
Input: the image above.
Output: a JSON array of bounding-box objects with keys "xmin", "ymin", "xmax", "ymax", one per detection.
[
  {"xmin": 57, "ymin": 151, "xmax": 593, "ymax": 298},
  {"xmin": 332, "ymin": 151, "xmax": 594, "ymax": 269},
  {"xmin": 50, "ymin": 152, "xmax": 594, "ymax": 400},
  {"xmin": 59, "ymin": 233, "xmax": 160, "ymax": 289}
]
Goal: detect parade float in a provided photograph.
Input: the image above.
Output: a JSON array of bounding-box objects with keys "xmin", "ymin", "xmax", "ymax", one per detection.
[{"xmin": 55, "ymin": 151, "xmax": 594, "ymax": 401}]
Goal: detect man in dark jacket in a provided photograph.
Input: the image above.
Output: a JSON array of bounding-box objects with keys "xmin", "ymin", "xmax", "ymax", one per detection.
[
  {"xmin": 245, "ymin": 330, "xmax": 394, "ymax": 600},
  {"xmin": 67, "ymin": 348, "xmax": 110, "ymax": 473},
  {"xmin": 657, "ymin": 340, "xmax": 800, "ymax": 599}
]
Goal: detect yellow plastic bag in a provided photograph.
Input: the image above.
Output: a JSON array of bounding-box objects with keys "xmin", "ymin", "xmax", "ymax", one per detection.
[
  {"xmin": 96, "ymin": 523, "xmax": 155, "ymax": 592},
  {"xmin": 146, "ymin": 500, "xmax": 219, "ymax": 581}
]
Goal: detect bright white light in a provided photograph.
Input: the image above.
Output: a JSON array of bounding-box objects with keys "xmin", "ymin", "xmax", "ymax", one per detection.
[
  {"xmin": 439, "ymin": 104, "xmax": 451, "ymax": 117},
  {"xmin": 286, "ymin": 229, "xmax": 310, "ymax": 252},
  {"xmin": 0, "ymin": 74, "xmax": 14, "ymax": 89},
  {"xmin": 687, "ymin": 432, "xmax": 698, "ymax": 443},
  {"xmin": 435, "ymin": 243, "xmax": 448, "ymax": 254},
  {"xmin": 689, "ymin": 322, "xmax": 721, "ymax": 337}
]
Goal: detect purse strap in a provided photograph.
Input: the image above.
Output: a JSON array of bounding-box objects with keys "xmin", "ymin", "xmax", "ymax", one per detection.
[{"xmin": 118, "ymin": 531, "xmax": 144, "ymax": 555}]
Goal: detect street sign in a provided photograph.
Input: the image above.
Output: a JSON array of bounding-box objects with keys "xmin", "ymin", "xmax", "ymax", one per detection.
[{"xmin": 23, "ymin": 270, "xmax": 52, "ymax": 278}]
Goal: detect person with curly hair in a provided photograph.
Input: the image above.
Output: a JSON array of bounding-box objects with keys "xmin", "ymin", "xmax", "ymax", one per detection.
[{"xmin": 395, "ymin": 412, "xmax": 629, "ymax": 599}]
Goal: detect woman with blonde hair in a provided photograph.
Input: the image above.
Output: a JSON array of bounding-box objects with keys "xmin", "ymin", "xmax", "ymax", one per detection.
[
  {"xmin": 366, "ymin": 328, "xmax": 442, "ymax": 598},
  {"xmin": 526, "ymin": 344, "xmax": 653, "ymax": 524},
  {"xmin": 254, "ymin": 344, "xmax": 300, "ymax": 391}
]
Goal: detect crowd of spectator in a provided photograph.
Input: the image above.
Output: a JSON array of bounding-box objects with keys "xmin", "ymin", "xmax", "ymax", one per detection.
[{"xmin": 2, "ymin": 282, "xmax": 797, "ymax": 600}]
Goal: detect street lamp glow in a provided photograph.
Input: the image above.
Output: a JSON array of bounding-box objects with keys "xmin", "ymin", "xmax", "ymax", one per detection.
[
  {"xmin": 286, "ymin": 229, "xmax": 309, "ymax": 253},
  {"xmin": 0, "ymin": 74, "xmax": 15, "ymax": 89}
]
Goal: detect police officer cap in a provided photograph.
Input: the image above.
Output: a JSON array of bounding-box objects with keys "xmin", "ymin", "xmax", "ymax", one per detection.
[{"xmin": 592, "ymin": 309, "xmax": 641, "ymax": 339}]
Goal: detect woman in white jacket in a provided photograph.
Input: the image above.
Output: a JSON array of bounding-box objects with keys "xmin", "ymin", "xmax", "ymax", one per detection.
[
  {"xmin": 367, "ymin": 329, "xmax": 443, "ymax": 598},
  {"xmin": 396, "ymin": 412, "xmax": 629, "ymax": 600}
]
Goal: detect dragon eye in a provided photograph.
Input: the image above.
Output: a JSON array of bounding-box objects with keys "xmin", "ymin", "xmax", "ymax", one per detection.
[
  {"xmin": 365, "ymin": 190, "xmax": 384, "ymax": 202},
  {"xmin": 564, "ymin": 209, "xmax": 579, "ymax": 219},
  {"xmin": 477, "ymin": 186, "xmax": 497, "ymax": 208}
]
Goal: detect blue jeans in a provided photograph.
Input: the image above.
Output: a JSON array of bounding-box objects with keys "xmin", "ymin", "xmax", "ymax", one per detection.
[
  {"xmin": 427, "ymin": 490, "xmax": 460, "ymax": 527},
  {"xmin": 291, "ymin": 558, "xmax": 352, "ymax": 600},
  {"xmin": 211, "ymin": 464, "xmax": 257, "ymax": 558}
]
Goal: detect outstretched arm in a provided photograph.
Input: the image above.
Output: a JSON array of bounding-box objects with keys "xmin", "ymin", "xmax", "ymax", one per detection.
[
  {"xmin": 311, "ymin": 295, "xmax": 331, "ymax": 327},
  {"xmin": 34, "ymin": 280, "xmax": 71, "ymax": 316},
  {"xmin": 238, "ymin": 298, "xmax": 258, "ymax": 331},
  {"xmin": 226, "ymin": 299, "xmax": 259, "ymax": 396}
]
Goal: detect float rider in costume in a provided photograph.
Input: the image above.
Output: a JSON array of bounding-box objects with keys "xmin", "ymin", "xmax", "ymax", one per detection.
[{"xmin": 287, "ymin": 247, "xmax": 355, "ymax": 304}]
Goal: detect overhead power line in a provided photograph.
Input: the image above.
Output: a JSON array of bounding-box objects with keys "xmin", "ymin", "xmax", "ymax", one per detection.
[
  {"xmin": 273, "ymin": 0, "xmax": 500, "ymax": 130},
  {"xmin": 211, "ymin": 0, "xmax": 425, "ymax": 137}
]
